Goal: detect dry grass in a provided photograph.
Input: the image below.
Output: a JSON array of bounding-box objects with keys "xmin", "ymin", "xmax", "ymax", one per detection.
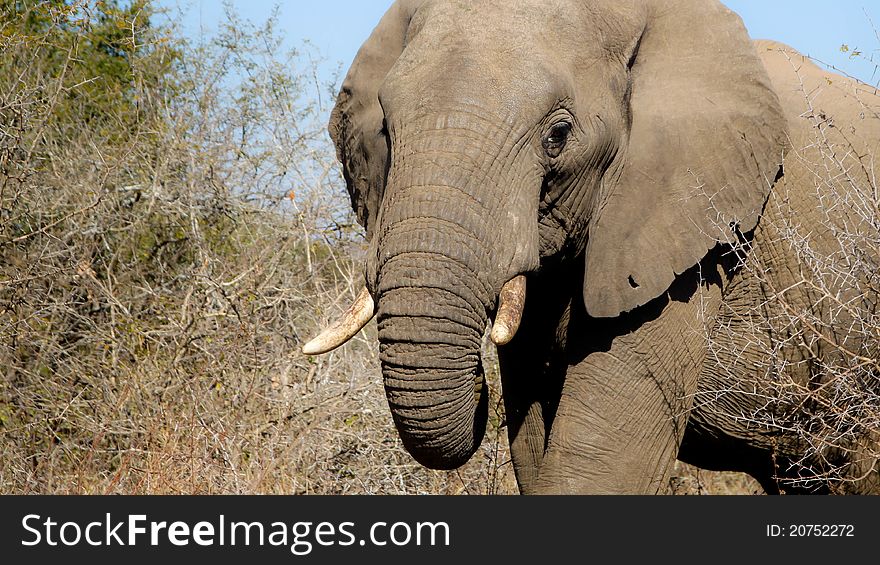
[{"xmin": 670, "ymin": 462, "xmax": 764, "ymax": 495}]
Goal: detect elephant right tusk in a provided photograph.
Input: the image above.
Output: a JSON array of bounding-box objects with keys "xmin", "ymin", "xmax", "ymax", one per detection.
[
  {"xmin": 302, "ymin": 287, "xmax": 376, "ymax": 355},
  {"xmin": 490, "ymin": 275, "xmax": 526, "ymax": 346}
]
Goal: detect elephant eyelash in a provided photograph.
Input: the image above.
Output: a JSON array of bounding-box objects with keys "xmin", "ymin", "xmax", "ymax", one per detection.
[{"xmin": 542, "ymin": 121, "xmax": 572, "ymax": 158}]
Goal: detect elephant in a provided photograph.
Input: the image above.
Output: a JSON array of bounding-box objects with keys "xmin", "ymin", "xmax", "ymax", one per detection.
[{"xmin": 303, "ymin": 0, "xmax": 880, "ymax": 494}]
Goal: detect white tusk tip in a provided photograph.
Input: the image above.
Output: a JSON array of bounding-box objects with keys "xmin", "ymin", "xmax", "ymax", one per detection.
[
  {"xmin": 301, "ymin": 341, "xmax": 326, "ymax": 356},
  {"xmin": 490, "ymin": 323, "xmax": 514, "ymax": 346},
  {"xmin": 301, "ymin": 287, "xmax": 376, "ymax": 356}
]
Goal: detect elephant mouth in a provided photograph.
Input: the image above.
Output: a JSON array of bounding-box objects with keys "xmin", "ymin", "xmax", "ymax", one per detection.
[
  {"xmin": 302, "ymin": 275, "xmax": 527, "ymax": 355},
  {"xmin": 302, "ymin": 274, "xmax": 528, "ymax": 469}
]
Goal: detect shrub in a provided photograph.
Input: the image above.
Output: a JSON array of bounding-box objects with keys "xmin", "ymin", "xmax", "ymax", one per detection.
[{"xmin": 0, "ymin": 1, "xmax": 514, "ymax": 494}]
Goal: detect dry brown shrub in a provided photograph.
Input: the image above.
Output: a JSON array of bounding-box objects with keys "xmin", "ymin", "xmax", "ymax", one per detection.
[{"xmin": 0, "ymin": 2, "xmax": 515, "ymax": 495}]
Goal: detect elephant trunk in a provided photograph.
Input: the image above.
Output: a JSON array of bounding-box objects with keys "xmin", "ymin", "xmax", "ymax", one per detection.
[
  {"xmin": 368, "ymin": 108, "xmax": 542, "ymax": 468},
  {"xmin": 374, "ymin": 138, "xmax": 502, "ymax": 467},
  {"xmin": 377, "ymin": 253, "xmax": 489, "ymax": 469}
]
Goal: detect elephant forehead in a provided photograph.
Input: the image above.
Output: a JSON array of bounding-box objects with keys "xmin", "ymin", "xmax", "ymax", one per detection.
[
  {"xmin": 383, "ymin": 49, "xmax": 564, "ymax": 121},
  {"xmin": 383, "ymin": 0, "xmax": 646, "ymax": 110},
  {"xmin": 410, "ymin": 0, "xmax": 646, "ymax": 52},
  {"xmin": 414, "ymin": 1, "xmax": 577, "ymax": 52}
]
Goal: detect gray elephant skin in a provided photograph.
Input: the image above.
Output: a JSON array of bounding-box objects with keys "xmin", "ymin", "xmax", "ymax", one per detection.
[{"xmin": 304, "ymin": 0, "xmax": 880, "ymax": 494}]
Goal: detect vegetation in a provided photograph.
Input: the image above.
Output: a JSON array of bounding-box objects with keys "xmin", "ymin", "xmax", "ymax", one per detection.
[{"xmin": 0, "ymin": 0, "xmax": 516, "ymax": 494}]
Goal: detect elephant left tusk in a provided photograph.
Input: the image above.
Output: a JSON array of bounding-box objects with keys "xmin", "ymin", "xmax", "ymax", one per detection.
[
  {"xmin": 302, "ymin": 287, "xmax": 376, "ymax": 355},
  {"xmin": 491, "ymin": 275, "xmax": 526, "ymax": 346}
]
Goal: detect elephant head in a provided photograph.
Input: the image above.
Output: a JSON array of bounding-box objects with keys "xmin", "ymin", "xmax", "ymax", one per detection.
[{"xmin": 304, "ymin": 0, "xmax": 787, "ymax": 470}]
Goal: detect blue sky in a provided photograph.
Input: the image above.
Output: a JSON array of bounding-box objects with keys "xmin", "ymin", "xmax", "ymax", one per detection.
[{"xmin": 157, "ymin": 1, "xmax": 880, "ymax": 85}]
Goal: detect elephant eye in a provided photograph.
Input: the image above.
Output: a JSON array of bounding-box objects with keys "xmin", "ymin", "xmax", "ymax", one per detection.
[{"xmin": 543, "ymin": 121, "xmax": 572, "ymax": 158}]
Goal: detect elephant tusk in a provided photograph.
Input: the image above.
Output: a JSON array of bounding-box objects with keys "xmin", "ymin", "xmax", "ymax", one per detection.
[
  {"xmin": 302, "ymin": 287, "xmax": 376, "ymax": 355},
  {"xmin": 490, "ymin": 275, "xmax": 526, "ymax": 346}
]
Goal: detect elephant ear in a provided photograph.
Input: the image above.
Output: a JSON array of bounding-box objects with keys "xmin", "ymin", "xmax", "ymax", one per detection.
[
  {"xmin": 329, "ymin": 0, "xmax": 423, "ymax": 240},
  {"xmin": 582, "ymin": 0, "xmax": 788, "ymax": 318}
]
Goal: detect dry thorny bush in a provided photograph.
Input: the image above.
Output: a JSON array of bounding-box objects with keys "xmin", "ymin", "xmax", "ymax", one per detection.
[
  {"xmin": 0, "ymin": 1, "xmax": 515, "ymax": 494},
  {"xmin": 697, "ymin": 49, "xmax": 880, "ymax": 492}
]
